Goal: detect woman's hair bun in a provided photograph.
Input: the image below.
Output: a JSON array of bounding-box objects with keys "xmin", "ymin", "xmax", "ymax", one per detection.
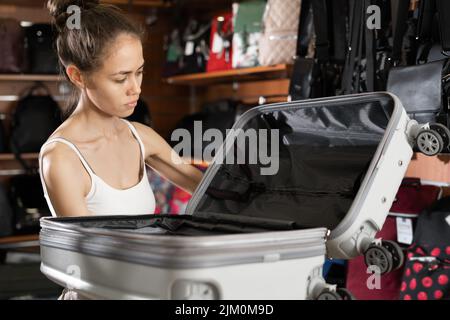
[{"xmin": 47, "ymin": 0, "xmax": 99, "ymax": 30}]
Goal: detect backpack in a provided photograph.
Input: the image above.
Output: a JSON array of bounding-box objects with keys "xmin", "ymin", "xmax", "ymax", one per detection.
[
  {"xmin": 10, "ymin": 84, "xmax": 62, "ymax": 155},
  {"xmin": 399, "ymin": 196, "xmax": 450, "ymax": 300}
]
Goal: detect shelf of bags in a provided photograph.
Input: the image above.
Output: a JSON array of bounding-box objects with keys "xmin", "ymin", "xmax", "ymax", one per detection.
[
  {"xmin": 102, "ymin": 0, "xmax": 173, "ymax": 7},
  {"xmin": 0, "ymin": 74, "xmax": 62, "ymax": 82},
  {"xmin": 0, "ymin": 153, "xmax": 39, "ymax": 161},
  {"xmin": 164, "ymin": 64, "xmax": 292, "ymax": 86},
  {"xmin": 0, "ymin": 234, "xmax": 40, "ymax": 250}
]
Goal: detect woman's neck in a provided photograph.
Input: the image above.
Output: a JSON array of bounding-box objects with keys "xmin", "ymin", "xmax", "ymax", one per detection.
[{"xmin": 69, "ymin": 92, "xmax": 122, "ymax": 140}]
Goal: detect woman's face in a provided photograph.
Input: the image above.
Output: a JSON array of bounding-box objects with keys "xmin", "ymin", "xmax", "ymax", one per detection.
[{"xmin": 84, "ymin": 33, "xmax": 144, "ymax": 118}]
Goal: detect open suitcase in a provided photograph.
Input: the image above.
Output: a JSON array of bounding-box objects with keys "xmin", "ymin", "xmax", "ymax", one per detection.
[{"xmin": 39, "ymin": 93, "xmax": 419, "ymax": 299}]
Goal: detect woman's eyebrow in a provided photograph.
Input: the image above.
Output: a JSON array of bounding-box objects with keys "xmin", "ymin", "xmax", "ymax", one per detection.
[{"xmin": 111, "ymin": 62, "xmax": 145, "ymax": 76}]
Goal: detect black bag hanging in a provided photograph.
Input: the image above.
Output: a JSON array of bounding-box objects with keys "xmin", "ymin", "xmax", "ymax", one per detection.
[
  {"xmin": 436, "ymin": 0, "xmax": 450, "ymax": 52},
  {"xmin": 10, "ymin": 83, "xmax": 62, "ymax": 155},
  {"xmin": 25, "ymin": 23, "xmax": 59, "ymax": 74},
  {"xmin": 387, "ymin": 59, "xmax": 449, "ymax": 124},
  {"xmin": 0, "ymin": 18, "xmax": 27, "ymax": 73},
  {"xmin": 0, "ymin": 184, "xmax": 14, "ymax": 237},
  {"xmin": 9, "ymin": 174, "xmax": 51, "ymax": 235},
  {"xmin": 399, "ymin": 196, "xmax": 450, "ymax": 300}
]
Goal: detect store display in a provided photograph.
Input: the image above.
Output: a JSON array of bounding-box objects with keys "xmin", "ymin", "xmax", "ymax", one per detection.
[
  {"xmin": 399, "ymin": 196, "xmax": 450, "ymax": 300},
  {"xmin": 207, "ymin": 13, "xmax": 233, "ymax": 72},
  {"xmin": 258, "ymin": 0, "xmax": 301, "ymax": 66},
  {"xmin": 232, "ymin": 0, "xmax": 266, "ymax": 68}
]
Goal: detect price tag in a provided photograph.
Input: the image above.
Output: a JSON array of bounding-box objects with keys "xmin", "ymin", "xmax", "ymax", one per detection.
[
  {"xmin": 185, "ymin": 41, "xmax": 194, "ymax": 56},
  {"xmin": 396, "ymin": 217, "xmax": 413, "ymax": 245}
]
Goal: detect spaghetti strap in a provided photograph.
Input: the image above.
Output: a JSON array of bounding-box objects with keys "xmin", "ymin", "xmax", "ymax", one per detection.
[
  {"xmin": 39, "ymin": 137, "xmax": 96, "ymax": 177},
  {"xmin": 121, "ymin": 119, "xmax": 146, "ymax": 161}
]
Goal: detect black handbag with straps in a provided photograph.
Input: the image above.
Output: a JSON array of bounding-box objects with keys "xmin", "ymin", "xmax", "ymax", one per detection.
[{"xmin": 10, "ymin": 83, "xmax": 62, "ymax": 156}]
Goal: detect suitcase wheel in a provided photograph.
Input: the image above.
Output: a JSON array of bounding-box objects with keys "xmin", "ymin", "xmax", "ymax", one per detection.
[
  {"xmin": 316, "ymin": 289, "xmax": 342, "ymax": 300},
  {"xmin": 316, "ymin": 288, "xmax": 355, "ymax": 300},
  {"xmin": 380, "ymin": 240, "xmax": 404, "ymax": 270},
  {"xmin": 364, "ymin": 244, "xmax": 394, "ymax": 275},
  {"xmin": 416, "ymin": 126, "xmax": 446, "ymax": 156}
]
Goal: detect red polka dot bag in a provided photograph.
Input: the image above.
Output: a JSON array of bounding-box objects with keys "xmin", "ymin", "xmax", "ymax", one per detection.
[{"xmin": 399, "ymin": 197, "xmax": 450, "ymax": 300}]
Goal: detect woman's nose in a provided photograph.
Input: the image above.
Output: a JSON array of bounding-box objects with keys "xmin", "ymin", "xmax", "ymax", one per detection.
[{"xmin": 127, "ymin": 78, "xmax": 141, "ymax": 96}]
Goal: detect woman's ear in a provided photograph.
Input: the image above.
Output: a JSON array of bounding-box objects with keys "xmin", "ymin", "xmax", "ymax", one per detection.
[{"xmin": 66, "ymin": 65, "xmax": 85, "ymax": 89}]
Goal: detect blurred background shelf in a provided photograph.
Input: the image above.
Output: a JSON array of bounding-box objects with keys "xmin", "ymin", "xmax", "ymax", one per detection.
[
  {"xmin": 0, "ymin": 74, "xmax": 61, "ymax": 82},
  {"xmin": 165, "ymin": 64, "xmax": 292, "ymax": 86}
]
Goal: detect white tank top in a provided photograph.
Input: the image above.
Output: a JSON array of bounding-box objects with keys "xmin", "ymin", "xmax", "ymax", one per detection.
[{"xmin": 39, "ymin": 119, "xmax": 156, "ymax": 217}]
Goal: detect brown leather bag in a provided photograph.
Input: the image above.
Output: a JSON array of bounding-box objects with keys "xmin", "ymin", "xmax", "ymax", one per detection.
[{"xmin": 0, "ymin": 18, "xmax": 27, "ymax": 73}]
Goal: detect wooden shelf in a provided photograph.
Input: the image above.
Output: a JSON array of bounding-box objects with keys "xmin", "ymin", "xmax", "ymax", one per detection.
[
  {"xmin": 164, "ymin": 64, "xmax": 292, "ymax": 86},
  {"xmin": 0, "ymin": 153, "xmax": 39, "ymax": 161},
  {"xmin": 102, "ymin": 0, "xmax": 172, "ymax": 7},
  {"xmin": 0, "ymin": 234, "xmax": 39, "ymax": 249},
  {"xmin": 0, "ymin": 74, "xmax": 62, "ymax": 82}
]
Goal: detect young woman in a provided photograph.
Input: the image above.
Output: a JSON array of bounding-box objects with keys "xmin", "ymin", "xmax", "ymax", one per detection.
[{"xmin": 40, "ymin": 0, "xmax": 204, "ymax": 218}]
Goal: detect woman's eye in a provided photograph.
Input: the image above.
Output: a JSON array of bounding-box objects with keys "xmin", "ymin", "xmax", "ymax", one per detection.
[
  {"xmin": 115, "ymin": 78, "xmax": 127, "ymax": 83},
  {"xmin": 137, "ymin": 70, "xmax": 144, "ymax": 76}
]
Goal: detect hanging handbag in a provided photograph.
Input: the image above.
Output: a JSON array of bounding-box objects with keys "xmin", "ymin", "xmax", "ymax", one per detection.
[
  {"xmin": 232, "ymin": 0, "xmax": 266, "ymax": 68},
  {"xmin": 10, "ymin": 83, "xmax": 62, "ymax": 155},
  {"xmin": 0, "ymin": 18, "xmax": 27, "ymax": 73},
  {"xmin": 258, "ymin": 0, "xmax": 301, "ymax": 66},
  {"xmin": 387, "ymin": 59, "xmax": 449, "ymax": 124},
  {"xmin": 25, "ymin": 23, "xmax": 59, "ymax": 74},
  {"xmin": 207, "ymin": 13, "xmax": 233, "ymax": 72}
]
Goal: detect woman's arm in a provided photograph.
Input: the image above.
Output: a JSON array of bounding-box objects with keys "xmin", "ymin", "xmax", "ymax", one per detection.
[
  {"xmin": 132, "ymin": 122, "xmax": 204, "ymax": 194},
  {"xmin": 40, "ymin": 144, "xmax": 92, "ymax": 217}
]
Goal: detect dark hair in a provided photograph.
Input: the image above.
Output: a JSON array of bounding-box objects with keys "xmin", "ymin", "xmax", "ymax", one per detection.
[{"xmin": 47, "ymin": 0, "xmax": 144, "ymax": 118}]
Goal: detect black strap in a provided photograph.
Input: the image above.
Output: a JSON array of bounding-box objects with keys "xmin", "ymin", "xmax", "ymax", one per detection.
[
  {"xmin": 391, "ymin": 0, "xmax": 411, "ymax": 65},
  {"xmin": 295, "ymin": 0, "xmax": 312, "ymax": 57},
  {"xmin": 365, "ymin": 0, "xmax": 375, "ymax": 91},
  {"xmin": 331, "ymin": 0, "xmax": 349, "ymax": 63},
  {"xmin": 436, "ymin": 0, "xmax": 450, "ymax": 52},
  {"xmin": 342, "ymin": 0, "xmax": 364, "ymax": 94},
  {"xmin": 311, "ymin": 0, "xmax": 330, "ymax": 62}
]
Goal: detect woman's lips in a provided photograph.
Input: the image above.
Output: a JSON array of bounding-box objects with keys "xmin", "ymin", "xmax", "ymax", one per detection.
[{"xmin": 125, "ymin": 101, "xmax": 138, "ymax": 108}]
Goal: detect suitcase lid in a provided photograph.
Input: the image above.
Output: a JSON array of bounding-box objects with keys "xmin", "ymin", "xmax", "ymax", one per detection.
[{"xmin": 185, "ymin": 92, "xmax": 413, "ymax": 252}]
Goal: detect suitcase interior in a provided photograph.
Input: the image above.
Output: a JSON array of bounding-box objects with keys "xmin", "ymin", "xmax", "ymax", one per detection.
[{"xmin": 43, "ymin": 93, "xmax": 396, "ymax": 238}]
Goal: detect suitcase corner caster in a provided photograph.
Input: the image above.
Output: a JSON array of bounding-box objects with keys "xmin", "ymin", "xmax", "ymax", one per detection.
[
  {"xmin": 364, "ymin": 240, "xmax": 404, "ymax": 275},
  {"xmin": 316, "ymin": 288, "xmax": 355, "ymax": 300},
  {"xmin": 416, "ymin": 123, "xmax": 450, "ymax": 156}
]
